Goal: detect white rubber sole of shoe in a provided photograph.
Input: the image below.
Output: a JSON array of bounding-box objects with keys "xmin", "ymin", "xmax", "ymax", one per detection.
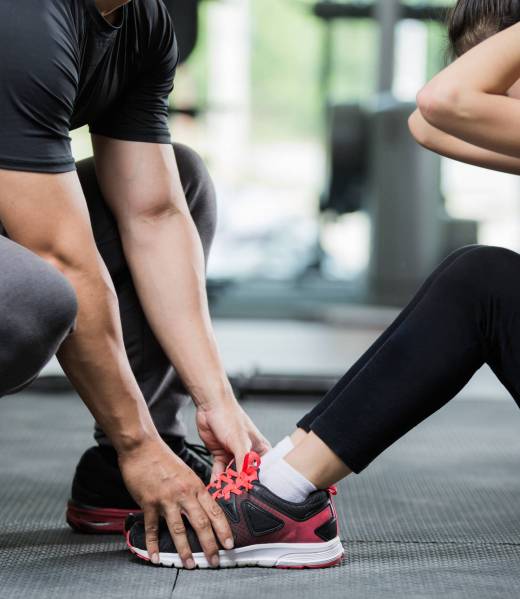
[{"xmin": 128, "ymin": 536, "xmax": 344, "ymax": 569}]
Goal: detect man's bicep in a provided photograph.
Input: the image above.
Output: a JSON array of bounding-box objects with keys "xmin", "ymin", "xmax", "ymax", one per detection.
[
  {"xmin": 0, "ymin": 169, "xmax": 97, "ymax": 265},
  {"xmin": 89, "ymin": 80, "xmax": 174, "ymax": 146},
  {"xmin": 92, "ymin": 136, "xmax": 188, "ymax": 222}
]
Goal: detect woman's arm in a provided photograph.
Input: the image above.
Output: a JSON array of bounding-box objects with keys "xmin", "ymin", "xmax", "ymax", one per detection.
[
  {"xmin": 417, "ymin": 22, "xmax": 520, "ymax": 158},
  {"xmin": 408, "ymin": 109, "xmax": 520, "ymax": 175}
]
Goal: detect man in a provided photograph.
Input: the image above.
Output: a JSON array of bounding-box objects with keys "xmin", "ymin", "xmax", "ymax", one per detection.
[{"xmin": 0, "ymin": 0, "xmax": 268, "ymax": 569}]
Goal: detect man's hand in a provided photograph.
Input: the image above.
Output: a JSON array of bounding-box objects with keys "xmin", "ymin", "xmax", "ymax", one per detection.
[
  {"xmin": 118, "ymin": 437, "xmax": 234, "ymax": 568},
  {"xmin": 196, "ymin": 397, "xmax": 271, "ymax": 478}
]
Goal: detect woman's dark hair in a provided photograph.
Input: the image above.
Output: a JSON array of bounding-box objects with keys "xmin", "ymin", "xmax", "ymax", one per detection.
[{"xmin": 448, "ymin": 0, "xmax": 520, "ymax": 57}]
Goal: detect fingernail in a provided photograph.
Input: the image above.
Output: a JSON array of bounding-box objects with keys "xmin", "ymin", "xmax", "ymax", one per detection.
[
  {"xmin": 186, "ymin": 558, "xmax": 196, "ymax": 570},
  {"xmin": 151, "ymin": 553, "xmax": 160, "ymax": 565},
  {"xmin": 224, "ymin": 538, "xmax": 234, "ymax": 550},
  {"xmin": 211, "ymin": 555, "xmax": 220, "ymax": 568}
]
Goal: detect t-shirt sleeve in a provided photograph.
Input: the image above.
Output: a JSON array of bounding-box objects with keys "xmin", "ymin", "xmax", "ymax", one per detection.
[
  {"xmin": 89, "ymin": 1, "xmax": 179, "ymax": 144},
  {"xmin": 0, "ymin": 4, "xmax": 77, "ymax": 174}
]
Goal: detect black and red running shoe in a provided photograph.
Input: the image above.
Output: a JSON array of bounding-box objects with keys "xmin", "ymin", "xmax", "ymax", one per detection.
[
  {"xmin": 126, "ymin": 452, "xmax": 344, "ymax": 569},
  {"xmin": 66, "ymin": 441, "xmax": 212, "ymax": 534}
]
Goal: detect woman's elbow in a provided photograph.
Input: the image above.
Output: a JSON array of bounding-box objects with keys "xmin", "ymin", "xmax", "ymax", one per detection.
[
  {"xmin": 416, "ymin": 84, "xmax": 465, "ymax": 129},
  {"xmin": 408, "ymin": 110, "xmax": 430, "ymax": 148}
]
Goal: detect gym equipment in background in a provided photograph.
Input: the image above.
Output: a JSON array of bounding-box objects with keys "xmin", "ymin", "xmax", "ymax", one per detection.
[
  {"xmin": 163, "ymin": 0, "xmax": 203, "ymax": 117},
  {"xmin": 314, "ymin": 1, "xmax": 477, "ymax": 302},
  {"xmin": 31, "ymin": 368, "xmax": 338, "ymax": 399}
]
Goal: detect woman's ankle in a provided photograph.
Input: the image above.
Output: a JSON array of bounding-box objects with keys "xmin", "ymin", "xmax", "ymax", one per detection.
[
  {"xmin": 285, "ymin": 432, "xmax": 352, "ymax": 489},
  {"xmin": 290, "ymin": 428, "xmax": 308, "ymax": 446}
]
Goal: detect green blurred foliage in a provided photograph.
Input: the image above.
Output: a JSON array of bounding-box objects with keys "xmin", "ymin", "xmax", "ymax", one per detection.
[
  {"xmin": 185, "ymin": 0, "xmax": 455, "ymax": 141},
  {"xmin": 249, "ymin": 0, "xmax": 324, "ymax": 139}
]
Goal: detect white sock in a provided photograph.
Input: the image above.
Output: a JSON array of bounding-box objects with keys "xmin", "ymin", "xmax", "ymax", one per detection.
[
  {"xmin": 261, "ymin": 436, "xmax": 294, "ymax": 469},
  {"xmin": 260, "ymin": 457, "xmax": 317, "ymax": 503}
]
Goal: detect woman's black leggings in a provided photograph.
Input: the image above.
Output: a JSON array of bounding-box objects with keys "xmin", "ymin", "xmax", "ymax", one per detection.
[{"xmin": 298, "ymin": 245, "xmax": 520, "ymax": 473}]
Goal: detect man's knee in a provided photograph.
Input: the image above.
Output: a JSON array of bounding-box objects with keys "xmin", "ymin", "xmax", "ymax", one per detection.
[
  {"xmin": 37, "ymin": 265, "xmax": 78, "ymax": 344},
  {"xmin": 0, "ymin": 250, "xmax": 77, "ymax": 395},
  {"xmin": 174, "ymin": 143, "xmax": 214, "ymax": 197},
  {"xmin": 173, "ymin": 143, "xmax": 217, "ymax": 257}
]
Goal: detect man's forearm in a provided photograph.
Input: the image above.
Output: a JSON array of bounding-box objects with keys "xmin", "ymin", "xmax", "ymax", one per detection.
[
  {"xmin": 119, "ymin": 209, "xmax": 232, "ymax": 408},
  {"xmin": 56, "ymin": 257, "xmax": 158, "ymax": 452}
]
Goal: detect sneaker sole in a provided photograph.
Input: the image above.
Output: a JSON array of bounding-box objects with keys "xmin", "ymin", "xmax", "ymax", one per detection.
[
  {"xmin": 126, "ymin": 533, "xmax": 344, "ymax": 569},
  {"xmin": 66, "ymin": 501, "xmax": 140, "ymax": 534}
]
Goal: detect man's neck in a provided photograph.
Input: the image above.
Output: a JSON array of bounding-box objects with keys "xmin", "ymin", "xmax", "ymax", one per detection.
[{"xmin": 95, "ymin": 0, "xmax": 130, "ymax": 24}]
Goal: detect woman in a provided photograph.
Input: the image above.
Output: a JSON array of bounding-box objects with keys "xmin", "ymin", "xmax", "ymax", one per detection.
[{"xmin": 128, "ymin": 0, "xmax": 520, "ymax": 569}]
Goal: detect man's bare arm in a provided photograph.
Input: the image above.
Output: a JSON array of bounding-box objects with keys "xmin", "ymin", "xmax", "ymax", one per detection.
[
  {"xmin": 0, "ymin": 168, "xmax": 232, "ymax": 567},
  {"xmin": 0, "ymin": 169, "xmax": 153, "ymax": 446},
  {"xmin": 92, "ymin": 136, "xmax": 270, "ymax": 477}
]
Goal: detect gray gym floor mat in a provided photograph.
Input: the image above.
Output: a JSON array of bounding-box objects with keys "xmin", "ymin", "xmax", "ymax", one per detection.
[{"xmin": 0, "ymin": 392, "xmax": 519, "ymax": 598}]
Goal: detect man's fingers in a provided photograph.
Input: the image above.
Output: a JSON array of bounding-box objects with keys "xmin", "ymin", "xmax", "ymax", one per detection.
[
  {"xmin": 230, "ymin": 429, "xmax": 252, "ymax": 470},
  {"xmin": 199, "ymin": 490, "xmax": 234, "ymax": 550},
  {"xmin": 164, "ymin": 507, "xmax": 195, "ymax": 569},
  {"xmin": 211, "ymin": 457, "xmax": 227, "ymax": 480},
  {"xmin": 233, "ymin": 442, "xmax": 250, "ymax": 471},
  {"xmin": 243, "ymin": 413, "xmax": 271, "ymax": 456},
  {"xmin": 185, "ymin": 501, "xmax": 221, "ymax": 567},
  {"xmin": 252, "ymin": 431, "xmax": 271, "ymax": 456},
  {"xmin": 143, "ymin": 507, "xmax": 161, "ymax": 565}
]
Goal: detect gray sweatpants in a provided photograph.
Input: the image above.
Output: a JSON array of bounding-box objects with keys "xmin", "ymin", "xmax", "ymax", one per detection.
[
  {"xmin": 0, "ymin": 236, "xmax": 77, "ymax": 396},
  {"xmin": 1, "ymin": 143, "xmax": 217, "ymax": 448}
]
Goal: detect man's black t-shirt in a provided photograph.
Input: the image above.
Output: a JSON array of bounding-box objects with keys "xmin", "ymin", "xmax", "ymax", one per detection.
[{"xmin": 0, "ymin": 0, "xmax": 178, "ymax": 173}]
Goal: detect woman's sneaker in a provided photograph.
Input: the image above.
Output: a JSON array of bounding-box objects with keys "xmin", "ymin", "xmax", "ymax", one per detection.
[
  {"xmin": 66, "ymin": 441, "xmax": 212, "ymax": 534},
  {"xmin": 126, "ymin": 452, "xmax": 344, "ymax": 569}
]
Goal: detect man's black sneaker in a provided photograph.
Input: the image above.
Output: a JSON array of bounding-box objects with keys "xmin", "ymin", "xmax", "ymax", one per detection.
[
  {"xmin": 66, "ymin": 441, "xmax": 212, "ymax": 534},
  {"xmin": 126, "ymin": 452, "xmax": 344, "ymax": 569}
]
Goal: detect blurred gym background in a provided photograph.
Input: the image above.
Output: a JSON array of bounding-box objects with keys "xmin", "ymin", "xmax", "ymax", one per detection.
[{"xmin": 54, "ymin": 0, "xmax": 518, "ymax": 397}]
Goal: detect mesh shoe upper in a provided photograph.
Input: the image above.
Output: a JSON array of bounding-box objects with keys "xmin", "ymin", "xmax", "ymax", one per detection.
[{"xmin": 128, "ymin": 453, "xmax": 338, "ymax": 553}]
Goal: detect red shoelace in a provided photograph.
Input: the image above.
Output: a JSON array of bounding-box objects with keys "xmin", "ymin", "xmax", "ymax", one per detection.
[
  {"xmin": 208, "ymin": 452, "xmax": 261, "ymax": 501},
  {"xmin": 207, "ymin": 464, "xmax": 240, "ymax": 493},
  {"xmin": 208, "ymin": 451, "xmax": 339, "ymax": 500}
]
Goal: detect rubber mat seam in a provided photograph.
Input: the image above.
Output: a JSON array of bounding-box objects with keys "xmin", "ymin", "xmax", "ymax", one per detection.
[
  {"xmin": 344, "ymin": 540, "xmax": 520, "ymax": 547},
  {"xmin": 170, "ymin": 568, "xmax": 180, "ymax": 597}
]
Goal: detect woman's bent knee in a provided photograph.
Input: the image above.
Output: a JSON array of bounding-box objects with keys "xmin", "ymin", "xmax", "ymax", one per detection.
[{"xmin": 439, "ymin": 245, "xmax": 520, "ymax": 298}]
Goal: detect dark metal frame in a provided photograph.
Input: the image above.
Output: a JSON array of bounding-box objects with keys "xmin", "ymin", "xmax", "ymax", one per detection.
[{"xmin": 312, "ymin": 2, "xmax": 449, "ymax": 23}]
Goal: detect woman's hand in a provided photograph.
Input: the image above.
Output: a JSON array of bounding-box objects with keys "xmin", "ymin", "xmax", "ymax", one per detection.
[
  {"xmin": 118, "ymin": 437, "xmax": 233, "ymax": 568},
  {"xmin": 196, "ymin": 397, "xmax": 271, "ymax": 478}
]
